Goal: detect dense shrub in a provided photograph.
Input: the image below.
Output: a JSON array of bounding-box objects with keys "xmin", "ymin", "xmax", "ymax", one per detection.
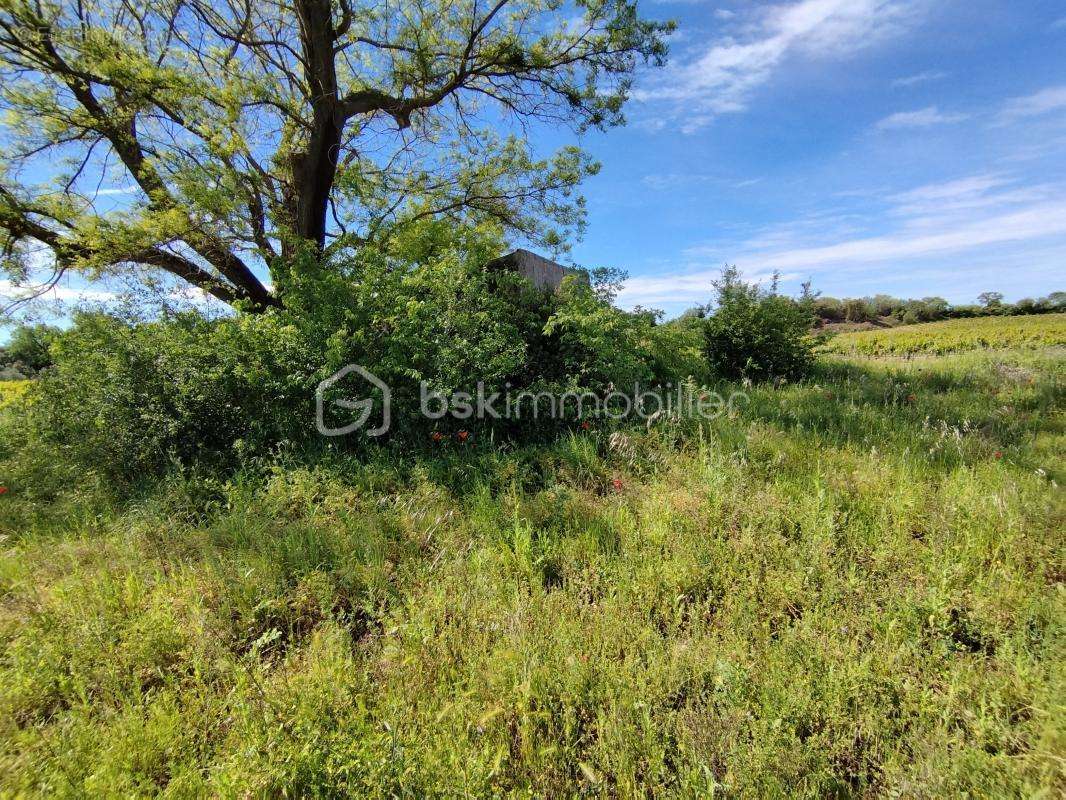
[
  {"xmin": 869, "ymin": 294, "xmax": 903, "ymax": 317},
  {"xmin": 32, "ymin": 310, "xmax": 308, "ymax": 478},
  {"xmin": 26, "ymin": 228, "xmax": 683, "ymax": 480},
  {"xmin": 813, "ymin": 297, "xmax": 844, "ymax": 323},
  {"xmin": 896, "ymin": 297, "xmax": 949, "ymax": 325},
  {"xmin": 701, "ymin": 267, "xmax": 815, "ymax": 382},
  {"xmin": 842, "ymin": 298, "xmax": 871, "ymax": 323}
]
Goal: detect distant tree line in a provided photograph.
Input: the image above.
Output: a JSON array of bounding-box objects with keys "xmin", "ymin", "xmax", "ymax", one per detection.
[{"xmin": 810, "ymin": 290, "xmax": 1065, "ymax": 326}]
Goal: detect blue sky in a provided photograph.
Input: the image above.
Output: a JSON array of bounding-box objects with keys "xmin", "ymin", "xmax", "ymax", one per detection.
[{"xmin": 565, "ymin": 0, "xmax": 1066, "ymax": 316}]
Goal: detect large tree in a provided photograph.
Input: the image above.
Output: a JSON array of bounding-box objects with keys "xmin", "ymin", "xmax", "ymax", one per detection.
[{"xmin": 0, "ymin": 0, "xmax": 668, "ymax": 311}]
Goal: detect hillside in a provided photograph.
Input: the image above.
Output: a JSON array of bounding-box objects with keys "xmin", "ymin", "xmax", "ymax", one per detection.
[{"xmin": 824, "ymin": 313, "xmax": 1066, "ymax": 356}]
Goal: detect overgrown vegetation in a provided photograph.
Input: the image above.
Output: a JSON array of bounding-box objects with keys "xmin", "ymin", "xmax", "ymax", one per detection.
[
  {"xmin": 700, "ymin": 267, "xmax": 816, "ymax": 381},
  {"xmin": 0, "ymin": 379, "xmax": 28, "ymax": 408},
  {"xmin": 0, "ymin": 338, "xmax": 1062, "ymax": 796},
  {"xmin": 826, "ymin": 312, "xmax": 1066, "ymax": 356},
  {"xmin": 0, "ymin": 254, "xmax": 1061, "ymax": 796},
  {"xmin": 5, "ymin": 1, "xmax": 1060, "ymax": 792},
  {"xmin": 14, "ymin": 235, "xmax": 709, "ymax": 484}
]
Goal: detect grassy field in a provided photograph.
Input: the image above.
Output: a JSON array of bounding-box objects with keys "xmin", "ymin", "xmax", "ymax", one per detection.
[
  {"xmin": 825, "ymin": 312, "xmax": 1066, "ymax": 356},
  {"xmin": 0, "ymin": 336, "xmax": 1062, "ymax": 795}
]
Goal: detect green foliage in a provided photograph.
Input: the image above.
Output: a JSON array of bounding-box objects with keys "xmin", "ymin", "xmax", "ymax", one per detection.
[
  {"xmin": 826, "ymin": 312, "xmax": 1066, "ymax": 356},
  {"xmin": 645, "ymin": 315, "xmax": 710, "ymax": 386},
  {"xmin": 978, "ymin": 291, "xmax": 1005, "ymax": 309},
  {"xmin": 812, "ymin": 296, "xmax": 844, "ymax": 322},
  {"xmin": 813, "ymin": 291, "xmax": 1063, "ymax": 325},
  {"xmin": 0, "ymin": 323, "xmax": 60, "ymax": 376},
  {"xmin": 0, "ymin": 379, "xmax": 28, "ymax": 407},
  {"xmin": 0, "ymin": 345, "xmax": 1062, "ymax": 796},
  {"xmin": 842, "ymin": 297, "xmax": 870, "ymax": 323},
  {"xmin": 32, "ymin": 310, "xmax": 304, "ymax": 480},
  {"xmin": 701, "ymin": 266, "xmax": 816, "ymax": 381},
  {"xmin": 544, "ymin": 275, "xmax": 653, "ymax": 390},
  {"xmin": 24, "ymin": 233, "xmax": 689, "ymax": 480},
  {"xmin": 0, "ymin": 0, "xmax": 671, "ymax": 310}
]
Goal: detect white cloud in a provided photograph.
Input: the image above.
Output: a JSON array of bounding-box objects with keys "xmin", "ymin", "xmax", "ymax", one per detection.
[
  {"xmin": 93, "ymin": 186, "xmax": 139, "ymax": 196},
  {"xmin": 714, "ymin": 9, "xmax": 736, "ymax": 20},
  {"xmin": 635, "ymin": 0, "xmax": 924, "ymax": 131},
  {"xmin": 886, "ymin": 174, "xmax": 1006, "ymax": 216},
  {"xmin": 890, "ymin": 175, "xmax": 1006, "ymax": 203},
  {"xmin": 875, "ymin": 106, "xmax": 969, "ymax": 129},
  {"xmin": 616, "ymin": 173, "xmax": 1066, "ymax": 308},
  {"xmin": 998, "ymin": 85, "xmax": 1066, "ymax": 123},
  {"xmin": 886, "ymin": 174, "xmax": 1060, "ymax": 222},
  {"xmin": 641, "ymin": 173, "xmax": 711, "ymax": 190},
  {"xmin": 1050, "ymin": 16, "xmax": 1066, "ymax": 31},
  {"xmin": 736, "ymin": 201, "xmax": 1066, "ymax": 272},
  {"xmin": 0, "ymin": 280, "xmax": 117, "ymax": 304},
  {"xmin": 891, "ymin": 70, "xmax": 948, "ymax": 88},
  {"xmin": 640, "ymin": 172, "xmax": 762, "ymax": 190},
  {"xmin": 618, "ymin": 270, "xmax": 801, "ymax": 307}
]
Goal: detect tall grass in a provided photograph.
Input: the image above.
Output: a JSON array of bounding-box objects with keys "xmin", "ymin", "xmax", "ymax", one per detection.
[{"xmin": 0, "ymin": 349, "xmax": 1062, "ymax": 796}]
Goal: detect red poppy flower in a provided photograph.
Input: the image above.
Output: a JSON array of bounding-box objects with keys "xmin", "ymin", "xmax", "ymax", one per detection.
[
  {"xmin": 906, "ymin": 394, "xmax": 917, "ymax": 403},
  {"xmin": 457, "ymin": 430, "xmax": 469, "ymax": 443},
  {"xmin": 431, "ymin": 431, "xmax": 443, "ymax": 442},
  {"xmin": 580, "ymin": 420, "xmax": 591, "ymax": 431},
  {"xmin": 993, "ymin": 451, "xmax": 1003, "ymax": 459},
  {"xmin": 611, "ymin": 477, "xmax": 623, "ymax": 492},
  {"xmin": 0, "ymin": 486, "xmax": 7, "ymax": 495}
]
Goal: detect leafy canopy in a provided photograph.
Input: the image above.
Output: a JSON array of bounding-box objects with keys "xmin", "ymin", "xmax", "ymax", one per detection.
[{"xmin": 0, "ymin": 0, "xmax": 670, "ymax": 310}]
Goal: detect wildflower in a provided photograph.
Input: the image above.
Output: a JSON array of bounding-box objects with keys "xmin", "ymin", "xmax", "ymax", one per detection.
[
  {"xmin": 824, "ymin": 391, "xmax": 834, "ymax": 400},
  {"xmin": 0, "ymin": 486, "xmax": 7, "ymax": 495},
  {"xmin": 906, "ymin": 393, "xmax": 916, "ymax": 403},
  {"xmin": 580, "ymin": 420, "xmax": 591, "ymax": 431},
  {"xmin": 431, "ymin": 431, "xmax": 443, "ymax": 442},
  {"xmin": 993, "ymin": 451, "xmax": 1003, "ymax": 459},
  {"xmin": 611, "ymin": 477, "xmax": 623, "ymax": 492},
  {"xmin": 457, "ymin": 430, "xmax": 469, "ymax": 443}
]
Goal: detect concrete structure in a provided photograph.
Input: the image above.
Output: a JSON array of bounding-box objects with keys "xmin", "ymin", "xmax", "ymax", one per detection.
[{"xmin": 486, "ymin": 249, "xmax": 587, "ymax": 292}]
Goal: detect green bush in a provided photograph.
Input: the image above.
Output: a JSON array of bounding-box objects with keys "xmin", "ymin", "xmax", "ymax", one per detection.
[
  {"xmin": 813, "ymin": 297, "xmax": 843, "ymax": 322},
  {"xmin": 842, "ymin": 298, "xmax": 871, "ymax": 323},
  {"xmin": 25, "ymin": 229, "xmax": 679, "ymax": 481},
  {"xmin": 701, "ymin": 267, "xmax": 815, "ymax": 382}
]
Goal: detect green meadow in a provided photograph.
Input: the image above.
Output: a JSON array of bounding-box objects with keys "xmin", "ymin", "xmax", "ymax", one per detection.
[{"xmin": 0, "ymin": 325, "xmax": 1062, "ymax": 797}]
